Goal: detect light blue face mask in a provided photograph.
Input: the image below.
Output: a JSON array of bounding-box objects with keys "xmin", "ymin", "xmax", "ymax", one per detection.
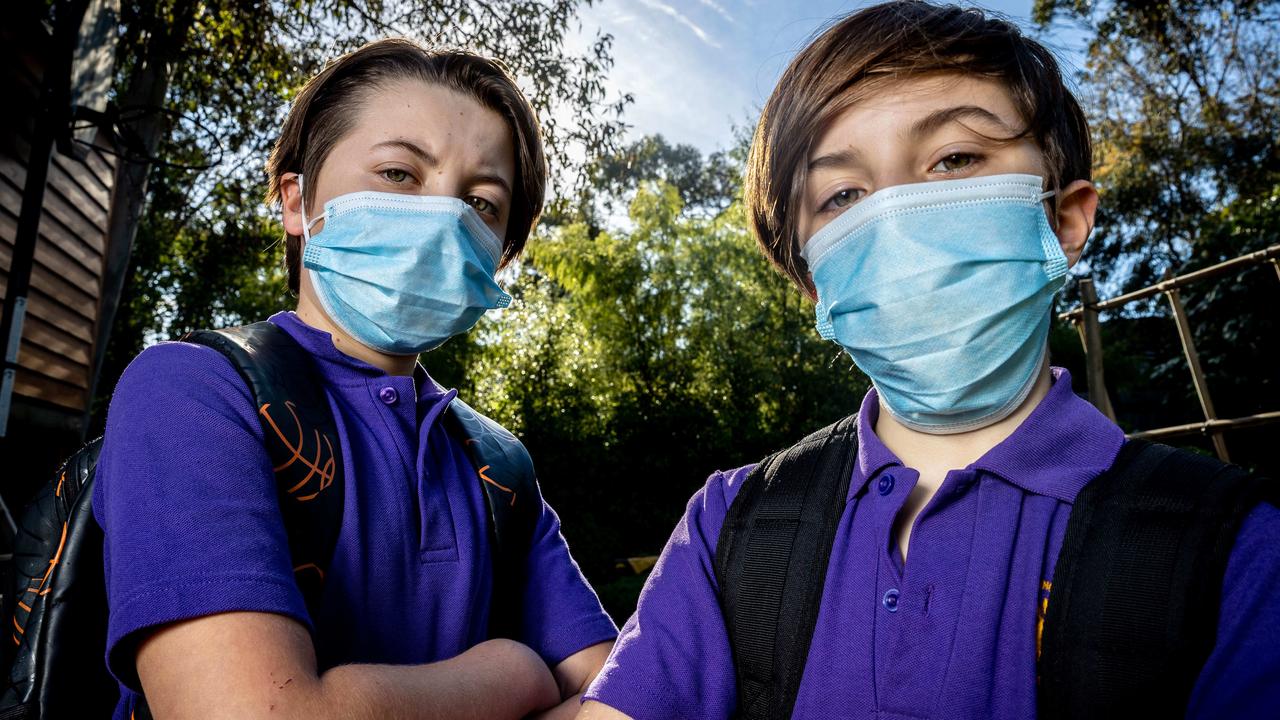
[
  {"xmin": 299, "ymin": 178, "xmax": 512, "ymax": 356},
  {"xmin": 802, "ymin": 173, "xmax": 1068, "ymax": 434}
]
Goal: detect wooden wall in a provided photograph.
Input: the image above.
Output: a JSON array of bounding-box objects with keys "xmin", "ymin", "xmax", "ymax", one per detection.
[{"xmin": 1, "ymin": 25, "xmax": 116, "ymax": 421}]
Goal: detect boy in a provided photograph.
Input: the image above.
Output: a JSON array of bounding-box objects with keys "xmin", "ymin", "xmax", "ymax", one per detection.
[
  {"xmin": 579, "ymin": 3, "xmax": 1279, "ymax": 718},
  {"xmin": 95, "ymin": 41, "xmax": 615, "ymax": 720}
]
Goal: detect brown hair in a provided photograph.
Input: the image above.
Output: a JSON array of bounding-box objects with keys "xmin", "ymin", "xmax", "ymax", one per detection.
[
  {"xmin": 744, "ymin": 0, "xmax": 1091, "ymax": 288},
  {"xmin": 266, "ymin": 38, "xmax": 547, "ymax": 293}
]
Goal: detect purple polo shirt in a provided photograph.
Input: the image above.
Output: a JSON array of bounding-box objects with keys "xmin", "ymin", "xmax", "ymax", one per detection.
[
  {"xmin": 94, "ymin": 311, "xmax": 617, "ymax": 719},
  {"xmin": 585, "ymin": 368, "xmax": 1280, "ymax": 718}
]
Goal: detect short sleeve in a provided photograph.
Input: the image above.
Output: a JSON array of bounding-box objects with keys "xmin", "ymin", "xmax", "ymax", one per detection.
[
  {"xmin": 93, "ymin": 342, "xmax": 309, "ymax": 691},
  {"xmin": 518, "ymin": 495, "xmax": 618, "ymax": 665},
  {"xmin": 1186, "ymin": 500, "xmax": 1280, "ymax": 717},
  {"xmin": 583, "ymin": 465, "xmax": 754, "ymax": 720}
]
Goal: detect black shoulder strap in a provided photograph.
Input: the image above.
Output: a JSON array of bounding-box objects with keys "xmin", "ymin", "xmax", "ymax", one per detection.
[
  {"xmin": 444, "ymin": 398, "xmax": 540, "ymax": 640},
  {"xmin": 714, "ymin": 414, "xmax": 859, "ymax": 719},
  {"xmin": 182, "ymin": 322, "xmax": 345, "ymax": 620},
  {"xmin": 1039, "ymin": 439, "xmax": 1277, "ymax": 719}
]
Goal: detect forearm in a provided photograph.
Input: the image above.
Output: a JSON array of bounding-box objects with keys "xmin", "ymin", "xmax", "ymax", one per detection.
[
  {"xmin": 138, "ymin": 613, "xmax": 560, "ymax": 720},
  {"xmin": 309, "ymin": 639, "xmax": 560, "ymax": 720}
]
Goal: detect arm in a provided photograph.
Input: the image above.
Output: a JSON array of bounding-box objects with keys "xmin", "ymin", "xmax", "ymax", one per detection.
[
  {"xmin": 577, "ymin": 469, "xmax": 751, "ymax": 720},
  {"xmin": 137, "ymin": 611, "xmax": 559, "ymax": 720},
  {"xmin": 575, "ymin": 700, "xmax": 633, "ymax": 719},
  {"xmin": 528, "ymin": 641, "xmax": 614, "ymax": 720},
  {"xmin": 1185, "ymin": 501, "xmax": 1280, "ymax": 718}
]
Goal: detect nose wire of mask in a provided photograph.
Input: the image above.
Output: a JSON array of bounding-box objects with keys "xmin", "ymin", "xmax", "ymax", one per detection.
[
  {"xmin": 296, "ymin": 174, "xmax": 513, "ymax": 356},
  {"xmin": 804, "ymin": 173, "xmax": 1069, "ymax": 434}
]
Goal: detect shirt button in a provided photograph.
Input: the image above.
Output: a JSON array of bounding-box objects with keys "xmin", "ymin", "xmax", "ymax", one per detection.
[
  {"xmin": 379, "ymin": 386, "xmax": 399, "ymax": 405},
  {"xmin": 877, "ymin": 473, "xmax": 896, "ymax": 496},
  {"xmin": 883, "ymin": 588, "xmax": 900, "ymax": 613}
]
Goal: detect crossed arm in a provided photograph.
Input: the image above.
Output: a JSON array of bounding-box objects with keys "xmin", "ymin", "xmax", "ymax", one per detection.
[{"xmin": 137, "ymin": 611, "xmax": 612, "ymax": 720}]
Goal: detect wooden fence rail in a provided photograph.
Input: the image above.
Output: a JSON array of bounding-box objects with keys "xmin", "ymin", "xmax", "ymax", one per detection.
[{"xmin": 1058, "ymin": 243, "xmax": 1280, "ymax": 462}]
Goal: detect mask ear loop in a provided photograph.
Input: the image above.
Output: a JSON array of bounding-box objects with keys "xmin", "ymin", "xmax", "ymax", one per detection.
[
  {"xmin": 297, "ymin": 173, "xmax": 324, "ymax": 241},
  {"xmin": 1040, "ymin": 186, "xmax": 1060, "ymax": 231}
]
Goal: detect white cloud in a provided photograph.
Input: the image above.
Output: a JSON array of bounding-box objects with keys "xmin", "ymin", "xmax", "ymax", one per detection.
[
  {"xmin": 635, "ymin": 0, "xmax": 722, "ymax": 48},
  {"xmin": 697, "ymin": 0, "xmax": 737, "ymax": 25}
]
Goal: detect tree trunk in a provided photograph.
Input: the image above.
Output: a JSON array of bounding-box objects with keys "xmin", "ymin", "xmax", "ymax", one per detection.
[{"xmin": 83, "ymin": 0, "xmax": 197, "ymax": 437}]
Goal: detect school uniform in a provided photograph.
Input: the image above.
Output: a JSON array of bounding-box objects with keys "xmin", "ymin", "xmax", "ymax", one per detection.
[
  {"xmin": 584, "ymin": 368, "xmax": 1280, "ymax": 718},
  {"xmin": 94, "ymin": 311, "xmax": 617, "ymax": 720}
]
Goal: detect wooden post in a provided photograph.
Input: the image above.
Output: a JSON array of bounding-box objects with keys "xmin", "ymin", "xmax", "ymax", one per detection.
[
  {"xmin": 1271, "ymin": 258, "xmax": 1280, "ymax": 283},
  {"xmin": 1078, "ymin": 277, "xmax": 1117, "ymax": 422},
  {"xmin": 1164, "ymin": 287, "xmax": 1229, "ymax": 461}
]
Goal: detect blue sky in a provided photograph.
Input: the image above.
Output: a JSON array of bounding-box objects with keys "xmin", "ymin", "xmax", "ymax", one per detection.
[{"xmin": 569, "ymin": 0, "xmax": 1089, "ymax": 153}]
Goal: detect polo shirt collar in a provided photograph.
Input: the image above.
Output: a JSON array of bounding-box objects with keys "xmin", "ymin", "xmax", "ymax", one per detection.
[
  {"xmin": 853, "ymin": 367, "xmax": 1124, "ymax": 503},
  {"xmin": 268, "ymin": 311, "xmax": 451, "ymax": 404}
]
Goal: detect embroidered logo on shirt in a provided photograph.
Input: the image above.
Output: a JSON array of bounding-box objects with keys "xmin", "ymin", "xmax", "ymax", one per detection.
[{"xmin": 1036, "ymin": 579, "xmax": 1052, "ymax": 660}]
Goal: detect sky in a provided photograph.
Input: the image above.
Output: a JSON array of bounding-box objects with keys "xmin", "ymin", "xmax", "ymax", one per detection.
[{"xmin": 566, "ymin": 0, "xmax": 1090, "ymax": 154}]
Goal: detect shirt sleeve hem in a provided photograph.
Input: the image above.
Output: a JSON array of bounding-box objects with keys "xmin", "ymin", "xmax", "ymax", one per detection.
[
  {"xmin": 107, "ymin": 573, "xmax": 310, "ymax": 692},
  {"xmin": 538, "ymin": 618, "xmax": 620, "ymax": 667}
]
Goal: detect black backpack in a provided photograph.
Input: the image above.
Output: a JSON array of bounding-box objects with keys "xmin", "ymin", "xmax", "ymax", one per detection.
[
  {"xmin": 714, "ymin": 415, "xmax": 1276, "ymax": 719},
  {"xmin": 0, "ymin": 321, "xmax": 541, "ymax": 720}
]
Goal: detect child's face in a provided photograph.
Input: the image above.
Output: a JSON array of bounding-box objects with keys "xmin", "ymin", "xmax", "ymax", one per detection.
[
  {"xmin": 797, "ymin": 73, "xmax": 1048, "ymax": 246},
  {"xmin": 283, "ymin": 78, "xmax": 516, "ymax": 240}
]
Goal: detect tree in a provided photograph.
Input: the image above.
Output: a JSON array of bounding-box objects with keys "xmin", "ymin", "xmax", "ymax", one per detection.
[
  {"xmin": 441, "ymin": 136, "xmax": 870, "ymax": 619},
  {"xmin": 92, "ymin": 0, "xmax": 629, "ymax": 428},
  {"xmin": 1034, "ymin": 0, "xmax": 1280, "ymax": 472}
]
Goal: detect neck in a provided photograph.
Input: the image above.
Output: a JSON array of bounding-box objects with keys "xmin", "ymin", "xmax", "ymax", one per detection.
[
  {"xmin": 295, "ymin": 292, "xmax": 418, "ymax": 377},
  {"xmin": 875, "ymin": 359, "xmax": 1053, "ymax": 476}
]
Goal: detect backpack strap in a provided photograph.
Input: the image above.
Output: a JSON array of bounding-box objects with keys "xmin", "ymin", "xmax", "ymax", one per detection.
[
  {"xmin": 182, "ymin": 322, "xmax": 345, "ymax": 620},
  {"xmin": 1038, "ymin": 439, "xmax": 1277, "ymax": 719},
  {"xmin": 714, "ymin": 414, "xmax": 859, "ymax": 719},
  {"xmin": 444, "ymin": 398, "xmax": 540, "ymax": 640}
]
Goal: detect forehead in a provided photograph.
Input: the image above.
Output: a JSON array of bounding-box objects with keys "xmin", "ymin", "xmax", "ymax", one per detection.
[
  {"xmin": 348, "ymin": 78, "xmax": 514, "ymax": 170},
  {"xmin": 810, "ymin": 73, "xmax": 1026, "ymax": 156}
]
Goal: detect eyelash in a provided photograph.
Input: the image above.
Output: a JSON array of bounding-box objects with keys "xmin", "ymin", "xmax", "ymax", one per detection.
[
  {"xmin": 930, "ymin": 152, "xmax": 984, "ymax": 175},
  {"xmin": 818, "ymin": 187, "xmax": 866, "ymax": 214},
  {"xmin": 465, "ymin": 196, "xmax": 499, "ymax": 217},
  {"xmin": 380, "ymin": 167, "xmax": 416, "ymax": 185},
  {"xmin": 378, "ymin": 168, "xmax": 501, "ymax": 218}
]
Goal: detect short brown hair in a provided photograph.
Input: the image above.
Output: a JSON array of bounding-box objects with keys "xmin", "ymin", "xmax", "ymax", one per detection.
[
  {"xmin": 266, "ymin": 38, "xmax": 547, "ymax": 293},
  {"xmin": 744, "ymin": 1, "xmax": 1091, "ymax": 288}
]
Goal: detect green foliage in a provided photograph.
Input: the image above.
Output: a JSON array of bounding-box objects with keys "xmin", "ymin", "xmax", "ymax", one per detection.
[
  {"xmin": 97, "ymin": 0, "xmax": 630, "ymax": 428},
  {"xmin": 1034, "ymin": 0, "xmax": 1280, "ymax": 473},
  {"xmin": 431, "ymin": 147, "xmax": 869, "ymax": 618}
]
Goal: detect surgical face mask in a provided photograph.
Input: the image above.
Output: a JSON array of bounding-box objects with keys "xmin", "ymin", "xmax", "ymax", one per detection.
[
  {"xmin": 298, "ymin": 176, "xmax": 512, "ymax": 356},
  {"xmin": 801, "ymin": 173, "xmax": 1068, "ymax": 434}
]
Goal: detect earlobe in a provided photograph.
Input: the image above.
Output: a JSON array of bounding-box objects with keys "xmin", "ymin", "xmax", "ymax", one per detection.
[
  {"xmin": 1053, "ymin": 179, "xmax": 1098, "ymax": 268},
  {"xmin": 281, "ymin": 172, "xmax": 305, "ymax": 237}
]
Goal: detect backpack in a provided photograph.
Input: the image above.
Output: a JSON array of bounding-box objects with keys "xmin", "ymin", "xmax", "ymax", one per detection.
[
  {"xmin": 0, "ymin": 321, "xmax": 540, "ymax": 720},
  {"xmin": 714, "ymin": 415, "xmax": 1276, "ymax": 719}
]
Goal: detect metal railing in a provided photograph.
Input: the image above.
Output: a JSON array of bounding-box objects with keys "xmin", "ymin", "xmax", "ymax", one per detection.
[{"xmin": 1059, "ymin": 244, "xmax": 1280, "ymax": 462}]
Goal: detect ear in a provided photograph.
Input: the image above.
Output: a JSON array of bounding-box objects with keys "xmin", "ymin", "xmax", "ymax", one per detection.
[
  {"xmin": 280, "ymin": 172, "xmax": 306, "ymax": 237},
  {"xmin": 1053, "ymin": 179, "xmax": 1098, "ymax": 268}
]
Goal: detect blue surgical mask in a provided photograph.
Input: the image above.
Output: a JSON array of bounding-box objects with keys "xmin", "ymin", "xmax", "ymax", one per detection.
[
  {"xmin": 299, "ymin": 177, "xmax": 512, "ymax": 355},
  {"xmin": 802, "ymin": 173, "xmax": 1068, "ymax": 434}
]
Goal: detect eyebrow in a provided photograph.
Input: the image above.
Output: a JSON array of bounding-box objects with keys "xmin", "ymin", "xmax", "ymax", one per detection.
[
  {"xmin": 808, "ymin": 147, "xmax": 864, "ymax": 173},
  {"xmin": 372, "ymin": 139, "xmax": 512, "ymax": 197},
  {"xmin": 907, "ymin": 105, "xmax": 1020, "ymax": 142},
  {"xmin": 806, "ymin": 105, "xmax": 1022, "ymax": 173},
  {"xmin": 373, "ymin": 139, "xmax": 438, "ymax": 166}
]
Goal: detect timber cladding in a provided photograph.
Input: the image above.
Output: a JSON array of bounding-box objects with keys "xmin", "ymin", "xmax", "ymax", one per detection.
[{"xmin": 1, "ymin": 26, "xmax": 117, "ymax": 419}]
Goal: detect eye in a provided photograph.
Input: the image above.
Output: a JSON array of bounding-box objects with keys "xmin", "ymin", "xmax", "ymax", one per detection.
[
  {"xmin": 820, "ymin": 188, "xmax": 865, "ymax": 213},
  {"xmin": 465, "ymin": 196, "xmax": 498, "ymax": 217},
  {"xmin": 930, "ymin": 153, "xmax": 980, "ymax": 174},
  {"xmin": 380, "ymin": 168, "xmax": 413, "ymax": 184}
]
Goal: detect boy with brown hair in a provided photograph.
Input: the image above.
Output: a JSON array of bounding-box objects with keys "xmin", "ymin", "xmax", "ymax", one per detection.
[{"xmin": 579, "ymin": 2, "xmax": 1279, "ymax": 718}]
